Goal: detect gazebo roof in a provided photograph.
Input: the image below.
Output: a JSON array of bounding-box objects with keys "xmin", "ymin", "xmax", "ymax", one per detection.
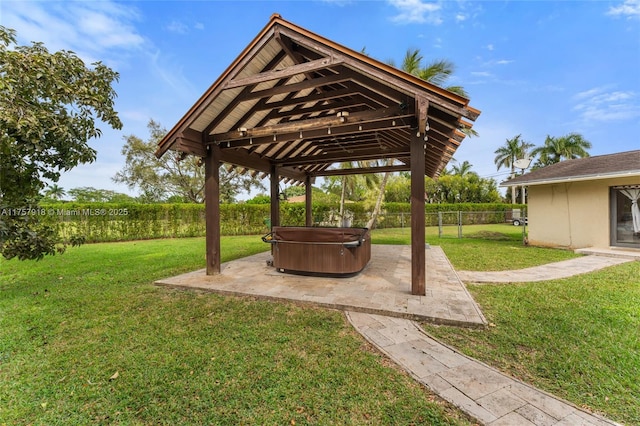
[{"xmin": 156, "ymin": 14, "xmax": 480, "ymax": 184}]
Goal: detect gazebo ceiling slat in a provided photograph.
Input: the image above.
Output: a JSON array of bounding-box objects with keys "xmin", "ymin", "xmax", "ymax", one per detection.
[{"xmin": 223, "ymin": 57, "xmax": 344, "ymax": 90}]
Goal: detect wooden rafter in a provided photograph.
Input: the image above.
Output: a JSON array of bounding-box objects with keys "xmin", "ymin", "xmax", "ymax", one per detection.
[{"xmin": 223, "ymin": 57, "xmax": 344, "ymax": 90}]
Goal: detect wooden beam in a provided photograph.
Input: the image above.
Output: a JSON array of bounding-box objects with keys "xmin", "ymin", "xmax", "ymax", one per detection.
[
  {"xmin": 313, "ymin": 164, "xmax": 408, "ymax": 177},
  {"xmin": 219, "ymin": 148, "xmax": 306, "ymax": 182},
  {"xmin": 205, "ymin": 145, "xmax": 221, "ymax": 275},
  {"xmin": 278, "ymin": 145, "xmax": 410, "ymax": 166},
  {"xmin": 176, "ymin": 137, "xmax": 206, "ymax": 157},
  {"xmin": 416, "ymin": 96, "xmax": 429, "ymax": 136},
  {"xmin": 213, "ymin": 114, "xmax": 349, "ymax": 142},
  {"xmin": 228, "ymin": 119, "xmax": 410, "ymax": 149},
  {"xmin": 275, "ymin": 30, "xmax": 333, "ymax": 87},
  {"xmin": 249, "ymin": 74, "xmax": 400, "ymax": 115},
  {"xmin": 210, "ymin": 106, "xmax": 413, "ymax": 145},
  {"xmin": 410, "ymin": 132, "xmax": 426, "ymax": 296},
  {"xmin": 264, "ymin": 98, "xmax": 367, "ymax": 122},
  {"xmin": 253, "ymin": 86, "xmax": 357, "ymax": 113},
  {"xmin": 223, "ymin": 57, "xmax": 344, "ymax": 90},
  {"xmin": 331, "ymin": 58, "xmax": 478, "ymax": 121},
  {"xmin": 235, "ymin": 72, "xmax": 350, "ymax": 103}
]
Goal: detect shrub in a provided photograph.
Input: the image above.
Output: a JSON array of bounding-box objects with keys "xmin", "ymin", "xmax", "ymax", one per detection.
[{"xmin": 39, "ymin": 202, "xmax": 527, "ymax": 242}]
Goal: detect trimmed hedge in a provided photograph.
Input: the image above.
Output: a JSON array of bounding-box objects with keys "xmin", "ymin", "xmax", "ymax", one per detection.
[{"xmin": 40, "ymin": 202, "xmax": 526, "ymax": 243}]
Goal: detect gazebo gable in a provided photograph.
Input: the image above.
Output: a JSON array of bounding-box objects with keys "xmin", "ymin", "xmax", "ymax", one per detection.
[{"xmin": 156, "ymin": 14, "xmax": 479, "ymax": 183}]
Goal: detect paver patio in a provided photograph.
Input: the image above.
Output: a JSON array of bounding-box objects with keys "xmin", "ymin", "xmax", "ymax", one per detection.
[{"xmin": 155, "ymin": 244, "xmax": 487, "ymax": 327}]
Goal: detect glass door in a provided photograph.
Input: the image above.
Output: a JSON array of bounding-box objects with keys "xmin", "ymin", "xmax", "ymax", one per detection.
[{"xmin": 611, "ymin": 186, "xmax": 640, "ymax": 248}]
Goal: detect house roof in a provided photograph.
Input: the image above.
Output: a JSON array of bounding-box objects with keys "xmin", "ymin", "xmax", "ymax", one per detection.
[
  {"xmin": 155, "ymin": 13, "xmax": 480, "ymax": 184},
  {"xmin": 502, "ymin": 150, "xmax": 640, "ymax": 187}
]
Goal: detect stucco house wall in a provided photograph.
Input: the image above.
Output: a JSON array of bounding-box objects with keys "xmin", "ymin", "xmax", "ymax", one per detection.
[
  {"xmin": 503, "ymin": 150, "xmax": 640, "ymax": 250},
  {"xmin": 527, "ymin": 176, "xmax": 639, "ymax": 249}
]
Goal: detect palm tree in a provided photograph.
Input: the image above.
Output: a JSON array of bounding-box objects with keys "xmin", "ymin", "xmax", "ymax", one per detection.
[
  {"xmin": 399, "ymin": 49, "xmax": 468, "ymax": 97},
  {"xmin": 336, "ymin": 161, "xmax": 379, "ymax": 226},
  {"xmin": 531, "ymin": 133, "xmax": 591, "ymax": 168},
  {"xmin": 451, "ymin": 160, "xmax": 474, "ymax": 177},
  {"xmin": 44, "ymin": 184, "xmax": 66, "ymax": 200},
  {"xmin": 494, "ymin": 135, "xmax": 534, "ymax": 204},
  {"xmin": 363, "ymin": 49, "xmax": 472, "ymax": 229},
  {"xmin": 365, "ymin": 158, "xmax": 392, "ymax": 230}
]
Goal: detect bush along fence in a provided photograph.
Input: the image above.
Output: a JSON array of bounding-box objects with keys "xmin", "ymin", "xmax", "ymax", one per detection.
[{"xmin": 39, "ymin": 202, "xmax": 526, "ymax": 243}]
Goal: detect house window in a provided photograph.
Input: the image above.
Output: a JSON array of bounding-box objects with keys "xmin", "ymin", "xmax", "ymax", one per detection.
[{"xmin": 611, "ymin": 186, "xmax": 640, "ymax": 248}]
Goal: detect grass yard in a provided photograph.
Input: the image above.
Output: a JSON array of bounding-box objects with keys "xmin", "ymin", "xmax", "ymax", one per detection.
[
  {"xmin": 0, "ymin": 237, "xmax": 471, "ymax": 425},
  {"xmin": 2, "ymin": 226, "xmax": 636, "ymax": 425},
  {"xmin": 422, "ymin": 263, "xmax": 640, "ymax": 425},
  {"xmin": 372, "ymin": 224, "xmax": 581, "ymax": 271}
]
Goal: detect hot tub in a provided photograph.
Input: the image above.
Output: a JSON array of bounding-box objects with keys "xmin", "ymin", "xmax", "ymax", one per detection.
[{"xmin": 263, "ymin": 226, "xmax": 371, "ymax": 276}]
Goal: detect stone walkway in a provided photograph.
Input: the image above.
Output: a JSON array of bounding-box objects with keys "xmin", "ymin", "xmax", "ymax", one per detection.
[
  {"xmin": 456, "ymin": 255, "xmax": 633, "ymax": 283},
  {"xmin": 347, "ymin": 312, "xmax": 621, "ymax": 426}
]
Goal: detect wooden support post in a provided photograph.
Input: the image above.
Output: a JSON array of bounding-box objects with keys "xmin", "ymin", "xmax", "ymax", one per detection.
[
  {"xmin": 205, "ymin": 145, "xmax": 221, "ymax": 275},
  {"xmin": 410, "ymin": 131, "xmax": 426, "ymax": 296},
  {"xmin": 305, "ymin": 175, "xmax": 313, "ymax": 227},
  {"xmin": 270, "ymin": 163, "xmax": 280, "ymax": 229}
]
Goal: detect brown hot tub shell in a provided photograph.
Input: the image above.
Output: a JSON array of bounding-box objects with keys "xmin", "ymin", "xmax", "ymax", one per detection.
[{"xmin": 264, "ymin": 226, "xmax": 371, "ymax": 276}]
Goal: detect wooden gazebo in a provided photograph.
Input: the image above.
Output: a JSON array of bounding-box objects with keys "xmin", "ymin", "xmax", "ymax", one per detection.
[{"xmin": 155, "ymin": 14, "xmax": 480, "ymax": 295}]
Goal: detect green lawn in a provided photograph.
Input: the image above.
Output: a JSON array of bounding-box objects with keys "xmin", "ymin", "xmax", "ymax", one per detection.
[
  {"xmin": 0, "ymin": 237, "xmax": 471, "ymax": 425},
  {"xmin": 422, "ymin": 263, "xmax": 640, "ymax": 425},
  {"xmin": 2, "ymin": 228, "xmax": 637, "ymax": 425},
  {"xmin": 372, "ymin": 224, "xmax": 581, "ymax": 271}
]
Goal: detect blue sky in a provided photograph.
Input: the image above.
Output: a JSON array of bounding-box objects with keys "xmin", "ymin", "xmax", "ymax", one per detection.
[{"xmin": 3, "ymin": 0, "xmax": 639, "ymax": 199}]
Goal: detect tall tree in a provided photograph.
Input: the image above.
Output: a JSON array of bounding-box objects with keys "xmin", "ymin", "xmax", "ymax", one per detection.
[
  {"xmin": 531, "ymin": 133, "xmax": 592, "ymax": 168},
  {"xmin": 451, "ymin": 160, "xmax": 475, "ymax": 177},
  {"xmin": 365, "ymin": 48, "xmax": 471, "ymax": 229},
  {"xmin": 113, "ymin": 120, "xmax": 264, "ymax": 203},
  {"xmin": 494, "ymin": 135, "xmax": 534, "ymax": 204},
  {"xmin": 399, "ymin": 49, "xmax": 468, "ymax": 97},
  {"xmin": 423, "ymin": 175, "xmax": 501, "ymax": 204},
  {"xmin": 43, "ymin": 184, "xmax": 66, "ymax": 201},
  {"xmin": 0, "ymin": 26, "xmax": 122, "ymax": 260},
  {"xmin": 66, "ymin": 187, "xmax": 136, "ymax": 203}
]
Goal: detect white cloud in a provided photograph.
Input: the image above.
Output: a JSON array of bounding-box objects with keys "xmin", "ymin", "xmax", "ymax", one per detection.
[
  {"xmin": 574, "ymin": 87, "xmax": 604, "ymax": 100},
  {"xmin": 320, "ymin": 0, "xmax": 354, "ymax": 5},
  {"xmin": 167, "ymin": 20, "xmax": 189, "ymax": 34},
  {"xmin": 455, "ymin": 13, "xmax": 467, "ymax": 22},
  {"xmin": 480, "ymin": 59, "xmax": 514, "ymax": 67},
  {"xmin": 147, "ymin": 49, "xmax": 198, "ymax": 101},
  {"xmin": 471, "ymin": 71, "xmax": 493, "ymax": 77},
  {"xmin": 486, "ymin": 44, "xmax": 494, "ymax": 51},
  {"xmin": 388, "ymin": 0, "xmax": 443, "ymax": 25},
  {"xmin": 2, "ymin": 1, "xmax": 196, "ymax": 99},
  {"xmin": 166, "ymin": 20, "xmax": 205, "ymax": 34},
  {"xmin": 573, "ymin": 87, "xmax": 640, "ymax": 122},
  {"xmin": 607, "ymin": 0, "xmax": 640, "ymax": 19},
  {"xmin": 3, "ymin": 1, "xmax": 145, "ymax": 66}
]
